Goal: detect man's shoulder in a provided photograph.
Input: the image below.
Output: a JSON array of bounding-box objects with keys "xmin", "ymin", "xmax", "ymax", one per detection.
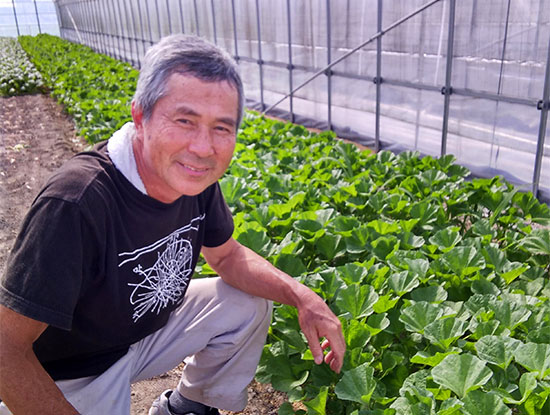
[{"xmin": 39, "ymin": 142, "xmax": 116, "ymax": 204}]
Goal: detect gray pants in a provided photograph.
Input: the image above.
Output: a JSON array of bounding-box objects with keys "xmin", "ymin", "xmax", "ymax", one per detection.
[{"xmin": 0, "ymin": 277, "xmax": 272, "ymax": 414}]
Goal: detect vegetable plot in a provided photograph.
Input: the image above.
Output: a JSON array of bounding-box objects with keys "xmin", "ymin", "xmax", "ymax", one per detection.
[
  {"xmin": 17, "ymin": 34, "xmax": 550, "ymax": 415},
  {"xmin": 19, "ymin": 34, "xmax": 137, "ymax": 144},
  {"xmin": 218, "ymin": 115, "xmax": 550, "ymax": 415},
  {"xmin": 0, "ymin": 37, "xmax": 44, "ymax": 96}
]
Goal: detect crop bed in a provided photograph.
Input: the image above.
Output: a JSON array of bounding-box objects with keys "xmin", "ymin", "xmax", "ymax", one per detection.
[{"xmin": 4, "ymin": 34, "xmax": 550, "ymax": 414}]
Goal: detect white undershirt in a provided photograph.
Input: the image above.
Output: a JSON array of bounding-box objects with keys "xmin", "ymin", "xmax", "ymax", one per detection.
[{"xmin": 106, "ymin": 122, "xmax": 148, "ymax": 195}]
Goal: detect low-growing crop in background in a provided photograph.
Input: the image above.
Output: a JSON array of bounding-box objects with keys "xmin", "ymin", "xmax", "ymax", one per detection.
[
  {"xmin": 19, "ymin": 34, "xmax": 137, "ymax": 143},
  {"xmin": 211, "ymin": 113, "xmax": 550, "ymax": 415},
  {"xmin": 15, "ymin": 34, "xmax": 550, "ymax": 415},
  {"xmin": 0, "ymin": 37, "xmax": 44, "ymax": 96}
]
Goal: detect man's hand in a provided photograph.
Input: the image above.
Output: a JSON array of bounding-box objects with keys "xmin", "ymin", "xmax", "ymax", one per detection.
[
  {"xmin": 203, "ymin": 238, "xmax": 346, "ymax": 373},
  {"xmin": 296, "ymin": 291, "xmax": 345, "ymax": 373}
]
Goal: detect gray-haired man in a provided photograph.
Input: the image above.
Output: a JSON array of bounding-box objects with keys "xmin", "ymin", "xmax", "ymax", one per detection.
[{"xmin": 0, "ymin": 35, "xmax": 345, "ymax": 415}]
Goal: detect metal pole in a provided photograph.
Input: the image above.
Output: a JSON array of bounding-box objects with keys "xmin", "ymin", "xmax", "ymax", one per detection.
[
  {"xmin": 211, "ymin": 0, "xmax": 217, "ymax": 44},
  {"xmin": 532, "ymin": 35, "xmax": 550, "ymax": 198},
  {"xmin": 440, "ymin": 0, "xmax": 456, "ymax": 156},
  {"xmin": 326, "ymin": 0, "xmax": 332, "ymax": 130},
  {"xmin": 179, "ymin": 0, "xmax": 185, "ymax": 33},
  {"xmin": 33, "ymin": 0, "xmax": 41, "ymax": 34},
  {"xmin": 121, "ymin": 0, "xmax": 135, "ymax": 66},
  {"xmin": 231, "ymin": 0, "xmax": 239, "ymax": 59},
  {"xmin": 114, "ymin": 0, "xmax": 128, "ymax": 61},
  {"xmin": 154, "ymin": 0, "xmax": 162, "ymax": 39},
  {"xmin": 255, "ymin": 0, "xmax": 265, "ymax": 111},
  {"xmin": 108, "ymin": 0, "xmax": 122, "ymax": 59},
  {"xmin": 88, "ymin": 0, "xmax": 100, "ymax": 52},
  {"xmin": 263, "ymin": 0, "xmax": 443, "ymax": 114},
  {"xmin": 54, "ymin": 0, "xmax": 63, "ymax": 38},
  {"xmin": 286, "ymin": 0, "xmax": 294, "ymax": 122},
  {"xmin": 99, "ymin": 0, "xmax": 113, "ymax": 57},
  {"xmin": 375, "ymin": 0, "xmax": 382, "ymax": 152},
  {"xmin": 166, "ymin": 0, "xmax": 172, "ymax": 34},
  {"xmin": 136, "ymin": 0, "xmax": 147, "ymax": 64},
  {"xmin": 12, "ymin": 0, "xmax": 20, "ymax": 36},
  {"xmin": 95, "ymin": 0, "xmax": 108, "ymax": 54},
  {"xmin": 145, "ymin": 0, "xmax": 154, "ymax": 45},
  {"xmin": 489, "ymin": 0, "xmax": 512, "ymax": 166},
  {"xmin": 128, "ymin": 0, "xmax": 140, "ymax": 65},
  {"xmin": 193, "ymin": 0, "xmax": 200, "ymax": 36}
]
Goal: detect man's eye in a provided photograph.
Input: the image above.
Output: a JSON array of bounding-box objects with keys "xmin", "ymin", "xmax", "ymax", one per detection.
[
  {"xmin": 215, "ymin": 126, "xmax": 232, "ymax": 134},
  {"xmin": 178, "ymin": 118, "xmax": 191, "ymax": 125}
]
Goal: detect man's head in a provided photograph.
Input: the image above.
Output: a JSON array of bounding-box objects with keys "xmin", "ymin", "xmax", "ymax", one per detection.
[
  {"xmin": 133, "ymin": 34, "xmax": 244, "ymax": 128},
  {"xmin": 131, "ymin": 35, "xmax": 243, "ymax": 203}
]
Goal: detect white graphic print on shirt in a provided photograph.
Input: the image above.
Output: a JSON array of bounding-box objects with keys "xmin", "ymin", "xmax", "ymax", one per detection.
[{"xmin": 118, "ymin": 215, "xmax": 205, "ymax": 322}]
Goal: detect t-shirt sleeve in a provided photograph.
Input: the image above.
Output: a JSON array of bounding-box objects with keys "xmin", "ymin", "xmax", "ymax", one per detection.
[
  {"xmin": 0, "ymin": 197, "xmax": 88, "ymax": 330},
  {"xmin": 202, "ymin": 182, "xmax": 235, "ymax": 248}
]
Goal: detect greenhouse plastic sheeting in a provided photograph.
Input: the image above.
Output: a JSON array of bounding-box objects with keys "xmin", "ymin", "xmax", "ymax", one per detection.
[{"xmin": 53, "ymin": 0, "xmax": 550, "ymax": 202}]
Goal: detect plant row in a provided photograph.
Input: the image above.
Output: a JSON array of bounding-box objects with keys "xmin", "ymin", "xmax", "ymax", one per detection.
[
  {"xmin": 0, "ymin": 37, "xmax": 44, "ymax": 96},
  {"xmin": 18, "ymin": 34, "xmax": 550, "ymax": 415},
  {"xmin": 19, "ymin": 34, "xmax": 137, "ymax": 144},
  {"xmin": 219, "ymin": 115, "xmax": 550, "ymax": 415}
]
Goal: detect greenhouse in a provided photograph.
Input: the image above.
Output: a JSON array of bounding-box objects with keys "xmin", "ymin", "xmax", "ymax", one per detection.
[{"xmin": 0, "ymin": 1, "xmax": 550, "ymax": 415}]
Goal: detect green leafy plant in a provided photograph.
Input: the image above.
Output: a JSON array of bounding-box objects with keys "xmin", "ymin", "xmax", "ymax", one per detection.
[{"xmin": 0, "ymin": 37, "xmax": 44, "ymax": 96}]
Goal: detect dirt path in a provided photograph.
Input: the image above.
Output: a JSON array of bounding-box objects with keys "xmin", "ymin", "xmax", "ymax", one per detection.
[{"xmin": 0, "ymin": 94, "xmax": 285, "ymax": 414}]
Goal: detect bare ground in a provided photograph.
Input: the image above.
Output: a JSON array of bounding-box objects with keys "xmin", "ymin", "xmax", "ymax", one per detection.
[{"xmin": 0, "ymin": 94, "xmax": 287, "ymax": 414}]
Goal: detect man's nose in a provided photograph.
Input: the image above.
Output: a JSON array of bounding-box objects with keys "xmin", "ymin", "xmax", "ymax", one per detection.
[{"xmin": 188, "ymin": 126, "xmax": 215, "ymax": 157}]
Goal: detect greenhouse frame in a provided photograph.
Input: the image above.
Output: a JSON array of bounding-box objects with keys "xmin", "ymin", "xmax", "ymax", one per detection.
[{"xmin": 5, "ymin": 0, "xmax": 550, "ymax": 203}]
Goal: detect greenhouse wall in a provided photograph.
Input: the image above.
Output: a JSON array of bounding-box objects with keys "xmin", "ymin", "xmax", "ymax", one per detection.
[
  {"xmin": 52, "ymin": 0, "xmax": 550, "ymax": 202},
  {"xmin": 0, "ymin": 0, "xmax": 59, "ymax": 37}
]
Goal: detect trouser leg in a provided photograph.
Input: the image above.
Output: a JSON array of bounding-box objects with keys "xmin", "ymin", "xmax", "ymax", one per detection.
[
  {"xmin": 0, "ymin": 277, "xmax": 272, "ymax": 414},
  {"xmin": 132, "ymin": 277, "xmax": 273, "ymax": 412}
]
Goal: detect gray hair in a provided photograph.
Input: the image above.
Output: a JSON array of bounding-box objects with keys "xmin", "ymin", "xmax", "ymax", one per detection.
[{"xmin": 133, "ymin": 34, "xmax": 244, "ymax": 127}]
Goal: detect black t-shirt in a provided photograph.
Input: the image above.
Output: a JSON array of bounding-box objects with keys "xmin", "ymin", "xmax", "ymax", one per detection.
[{"xmin": 0, "ymin": 142, "xmax": 234, "ymax": 380}]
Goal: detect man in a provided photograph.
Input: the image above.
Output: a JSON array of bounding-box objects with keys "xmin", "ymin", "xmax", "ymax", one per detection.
[{"xmin": 0, "ymin": 35, "xmax": 345, "ymax": 415}]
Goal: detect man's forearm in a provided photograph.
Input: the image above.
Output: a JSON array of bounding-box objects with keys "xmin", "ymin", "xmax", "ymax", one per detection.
[
  {"xmin": 205, "ymin": 241, "xmax": 313, "ymax": 306},
  {"xmin": 0, "ymin": 347, "xmax": 79, "ymax": 415}
]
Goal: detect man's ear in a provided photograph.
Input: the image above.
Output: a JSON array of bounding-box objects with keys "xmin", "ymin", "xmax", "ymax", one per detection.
[{"xmin": 131, "ymin": 101, "xmax": 144, "ymax": 132}]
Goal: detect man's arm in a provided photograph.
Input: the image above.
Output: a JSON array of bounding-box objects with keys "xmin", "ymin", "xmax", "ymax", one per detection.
[
  {"xmin": 201, "ymin": 237, "xmax": 346, "ymax": 373},
  {"xmin": 0, "ymin": 305, "xmax": 80, "ymax": 414}
]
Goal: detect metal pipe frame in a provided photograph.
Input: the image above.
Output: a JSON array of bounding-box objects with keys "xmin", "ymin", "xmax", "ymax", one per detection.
[
  {"xmin": 286, "ymin": 0, "xmax": 294, "ymax": 122},
  {"xmin": 178, "ymin": 0, "xmax": 185, "ymax": 33},
  {"xmin": 211, "ymin": 0, "xmax": 217, "ymax": 44},
  {"xmin": 440, "ymin": 0, "xmax": 456, "ymax": 156},
  {"xmin": 255, "ymin": 0, "xmax": 265, "ymax": 111},
  {"xmin": 326, "ymin": 0, "xmax": 332, "ymax": 130},
  {"xmin": 230, "ymin": 0, "xmax": 239, "ymax": 60},
  {"xmin": 166, "ymin": 0, "xmax": 173, "ymax": 35},
  {"xmin": 33, "ymin": 0, "xmax": 41, "ymax": 34},
  {"xmin": 532, "ymin": 35, "xmax": 550, "ymax": 198},
  {"xmin": 375, "ymin": 0, "xmax": 382, "ymax": 152},
  {"xmin": 49, "ymin": 0, "xmax": 550, "ymax": 198},
  {"xmin": 11, "ymin": 0, "xmax": 20, "ymax": 36}
]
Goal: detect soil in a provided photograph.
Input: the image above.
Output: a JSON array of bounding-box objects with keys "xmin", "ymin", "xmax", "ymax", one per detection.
[{"xmin": 0, "ymin": 94, "xmax": 287, "ymax": 414}]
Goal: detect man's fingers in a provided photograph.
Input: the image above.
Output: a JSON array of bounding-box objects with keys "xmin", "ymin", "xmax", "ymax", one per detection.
[{"xmin": 304, "ymin": 330, "xmax": 324, "ymax": 364}]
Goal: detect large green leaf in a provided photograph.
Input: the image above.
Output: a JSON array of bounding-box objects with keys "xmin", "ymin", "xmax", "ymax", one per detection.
[
  {"xmin": 514, "ymin": 342, "xmax": 550, "ymax": 380},
  {"xmin": 335, "ymin": 284, "xmax": 378, "ymax": 319},
  {"xmin": 304, "ymin": 386, "xmax": 328, "ymax": 415},
  {"xmin": 431, "ymin": 354, "xmax": 493, "ymax": 398},
  {"xmin": 429, "ymin": 227, "xmax": 462, "ymax": 253},
  {"xmin": 335, "ymin": 363, "xmax": 377, "ymax": 405},
  {"xmin": 424, "ymin": 317, "xmax": 469, "ymax": 350},
  {"xmin": 474, "ymin": 335, "xmax": 522, "ymax": 369},
  {"xmin": 387, "ymin": 271, "xmax": 420, "ymax": 297},
  {"xmin": 519, "ymin": 229, "xmax": 550, "ymax": 256},
  {"xmin": 400, "ymin": 302, "xmax": 448, "ymax": 334},
  {"xmin": 461, "ymin": 390, "xmax": 511, "ymax": 415},
  {"xmin": 441, "ymin": 246, "xmax": 486, "ymax": 277}
]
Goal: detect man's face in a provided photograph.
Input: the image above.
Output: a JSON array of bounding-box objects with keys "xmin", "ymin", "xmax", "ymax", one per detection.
[{"xmin": 132, "ymin": 73, "xmax": 238, "ymax": 203}]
